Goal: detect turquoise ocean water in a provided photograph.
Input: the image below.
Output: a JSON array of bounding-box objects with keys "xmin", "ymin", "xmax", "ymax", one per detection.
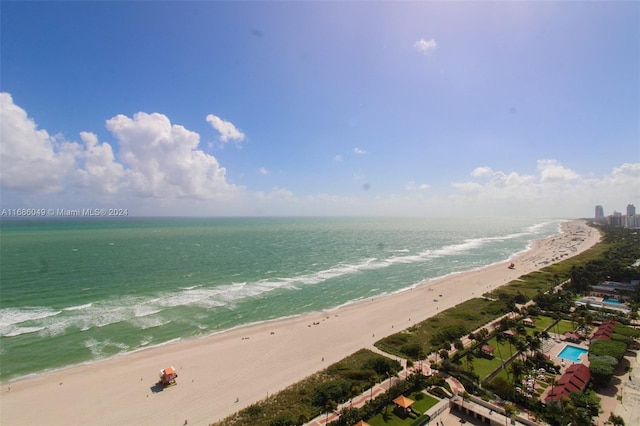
[{"xmin": 0, "ymin": 217, "xmax": 562, "ymax": 382}]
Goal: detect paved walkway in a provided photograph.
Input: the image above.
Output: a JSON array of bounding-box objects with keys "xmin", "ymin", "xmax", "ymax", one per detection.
[
  {"xmin": 305, "ymin": 355, "xmax": 463, "ymax": 426},
  {"xmin": 305, "ymin": 373, "xmax": 402, "ymax": 426},
  {"xmin": 612, "ymin": 350, "xmax": 640, "ymax": 426}
]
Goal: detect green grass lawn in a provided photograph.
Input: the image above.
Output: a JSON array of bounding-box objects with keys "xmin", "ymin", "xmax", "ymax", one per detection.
[
  {"xmin": 467, "ymin": 352, "xmax": 502, "ymax": 380},
  {"xmin": 531, "ymin": 315, "xmax": 554, "ymax": 332},
  {"xmin": 375, "ymin": 297, "xmax": 510, "ymax": 359},
  {"xmin": 410, "ymin": 392, "xmax": 439, "ymax": 413},
  {"xmin": 464, "ymin": 336, "xmax": 516, "ymax": 380},
  {"xmin": 554, "ymin": 320, "xmax": 576, "ymax": 335},
  {"xmin": 528, "ymin": 315, "xmax": 577, "ymax": 336},
  {"xmin": 367, "ymin": 392, "xmax": 438, "ymax": 426},
  {"xmin": 493, "ymin": 367, "xmax": 510, "ymax": 382}
]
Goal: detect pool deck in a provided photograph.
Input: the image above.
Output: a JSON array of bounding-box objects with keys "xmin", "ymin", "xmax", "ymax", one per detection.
[
  {"xmin": 575, "ymin": 296, "xmax": 631, "ymax": 314},
  {"xmin": 542, "ymin": 336, "xmax": 590, "ymax": 368},
  {"xmin": 556, "ymin": 343, "xmax": 589, "ymax": 364}
]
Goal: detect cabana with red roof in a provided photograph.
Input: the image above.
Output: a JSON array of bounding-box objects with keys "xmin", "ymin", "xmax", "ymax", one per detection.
[{"xmin": 481, "ymin": 344, "xmax": 495, "ymax": 357}]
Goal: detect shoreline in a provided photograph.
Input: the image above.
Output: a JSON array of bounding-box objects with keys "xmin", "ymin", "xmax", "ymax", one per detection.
[
  {"xmin": 0, "ymin": 220, "xmax": 601, "ymax": 426},
  {"xmin": 0, "ymin": 221, "xmax": 553, "ymax": 385}
]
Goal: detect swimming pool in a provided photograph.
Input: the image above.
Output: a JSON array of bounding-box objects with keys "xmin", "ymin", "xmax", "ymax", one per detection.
[
  {"xmin": 558, "ymin": 345, "xmax": 588, "ymax": 363},
  {"xmin": 603, "ymin": 298, "xmax": 622, "ymax": 305}
]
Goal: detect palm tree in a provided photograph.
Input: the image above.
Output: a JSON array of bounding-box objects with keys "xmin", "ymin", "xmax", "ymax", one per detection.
[
  {"xmin": 515, "ymin": 337, "xmax": 528, "ymax": 363},
  {"xmin": 552, "ymin": 312, "xmax": 562, "ymax": 339},
  {"xmin": 511, "ymin": 360, "xmax": 525, "ymax": 394},
  {"xmin": 476, "ymin": 328, "xmax": 489, "ymax": 351},
  {"xmin": 504, "ymin": 403, "xmax": 517, "ymax": 426},
  {"xmin": 369, "ymin": 376, "xmax": 376, "ymax": 401},
  {"xmin": 325, "ymin": 400, "xmax": 337, "ymax": 423},
  {"xmin": 495, "ymin": 333, "xmax": 510, "ymax": 382},
  {"xmin": 465, "ymin": 351, "xmax": 475, "ymax": 373},
  {"xmin": 503, "ymin": 330, "xmax": 515, "ymax": 360},
  {"xmin": 530, "ymin": 331, "xmax": 543, "ymax": 361}
]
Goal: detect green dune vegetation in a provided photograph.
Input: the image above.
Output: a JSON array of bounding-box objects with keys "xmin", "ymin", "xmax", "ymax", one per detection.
[{"xmin": 213, "ymin": 224, "xmax": 640, "ymax": 426}]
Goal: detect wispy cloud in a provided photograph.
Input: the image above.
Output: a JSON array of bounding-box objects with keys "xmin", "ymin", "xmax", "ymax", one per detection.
[
  {"xmin": 206, "ymin": 114, "xmax": 246, "ymax": 143},
  {"xmin": 405, "ymin": 181, "xmax": 431, "ymax": 191},
  {"xmin": 353, "ymin": 147, "xmax": 367, "ymax": 155},
  {"xmin": 471, "ymin": 166, "xmax": 493, "ymax": 177},
  {"xmin": 259, "ymin": 167, "xmax": 269, "ymax": 175},
  {"xmin": 414, "ymin": 38, "xmax": 437, "ymax": 56}
]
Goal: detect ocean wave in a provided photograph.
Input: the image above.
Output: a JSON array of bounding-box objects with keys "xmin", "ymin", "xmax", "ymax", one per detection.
[
  {"xmin": 3, "ymin": 326, "xmax": 46, "ymax": 337},
  {"xmin": 62, "ymin": 303, "xmax": 93, "ymax": 311},
  {"xmin": 0, "ymin": 222, "xmax": 549, "ymax": 337},
  {"xmin": 83, "ymin": 338, "xmax": 130, "ymax": 358},
  {"xmin": 0, "ymin": 221, "xmax": 561, "ymax": 339},
  {"xmin": 170, "ymin": 222, "xmax": 560, "ymax": 304},
  {"xmin": 131, "ymin": 316, "xmax": 171, "ymax": 330},
  {"xmin": 139, "ymin": 335, "xmax": 153, "ymax": 346},
  {"xmin": 133, "ymin": 305, "xmax": 162, "ymax": 318},
  {"xmin": 0, "ymin": 217, "xmax": 567, "ymax": 383},
  {"xmin": 0, "ymin": 307, "xmax": 62, "ymax": 327}
]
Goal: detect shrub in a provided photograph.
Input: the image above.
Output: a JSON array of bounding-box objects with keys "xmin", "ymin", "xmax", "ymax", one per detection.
[
  {"xmin": 589, "ymin": 358, "xmax": 615, "ymax": 386},
  {"xmin": 401, "ymin": 343, "xmax": 425, "ymax": 359},
  {"xmin": 362, "ymin": 357, "xmax": 401, "ymax": 377},
  {"xmin": 488, "ymin": 377, "xmax": 514, "ymax": 401},
  {"xmin": 312, "ymin": 380, "xmax": 352, "ymax": 407},
  {"xmin": 589, "ymin": 339, "xmax": 626, "ymax": 361}
]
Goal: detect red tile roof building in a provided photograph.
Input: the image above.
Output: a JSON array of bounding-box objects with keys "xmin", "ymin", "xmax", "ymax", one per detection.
[
  {"xmin": 591, "ymin": 320, "xmax": 616, "ymax": 341},
  {"xmin": 544, "ymin": 364, "xmax": 591, "ymax": 402}
]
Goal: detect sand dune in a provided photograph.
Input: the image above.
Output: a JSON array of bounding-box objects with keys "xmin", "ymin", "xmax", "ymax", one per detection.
[{"xmin": 0, "ymin": 220, "xmax": 600, "ymax": 426}]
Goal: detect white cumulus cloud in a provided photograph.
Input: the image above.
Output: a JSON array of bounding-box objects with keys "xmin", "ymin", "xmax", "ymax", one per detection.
[
  {"xmin": 414, "ymin": 38, "xmax": 437, "ymax": 55},
  {"xmin": 0, "ymin": 93, "xmax": 243, "ymax": 201},
  {"xmin": 75, "ymin": 131, "xmax": 125, "ymax": 194},
  {"xmin": 537, "ymin": 159, "xmax": 579, "ymax": 182},
  {"xmin": 106, "ymin": 112, "xmax": 240, "ymax": 199},
  {"xmin": 206, "ymin": 114, "xmax": 246, "ymax": 143},
  {"xmin": 0, "ymin": 93, "xmax": 80, "ymax": 193}
]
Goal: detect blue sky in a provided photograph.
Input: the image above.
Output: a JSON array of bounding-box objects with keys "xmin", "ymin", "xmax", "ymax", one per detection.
[{"xmin": 1, "ymin": 1, "xmax": 638, "ymax": 217}]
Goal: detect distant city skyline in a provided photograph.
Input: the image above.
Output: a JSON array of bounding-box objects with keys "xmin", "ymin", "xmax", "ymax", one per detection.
[
  {"xmin": 1, "ymin": 2, "xmax": 638, "ymax": 217},
  {"xmin": 595, "ymin": 204, "xmax": 636, "ymax": 217},
  {"xmin": 595, "ymin": 203, "xmax": 639, "ymax": 227}
]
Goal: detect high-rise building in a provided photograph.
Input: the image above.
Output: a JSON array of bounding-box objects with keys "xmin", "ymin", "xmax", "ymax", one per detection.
[
  {"xmin": 627, "ymin": 204, "xmax": 636, "ymax": 217},
  {"xmin": 595, "ymin": 205, "xmax": 605, "ymax": 219},
  {"xmin": 610, "ymin": 211, "xmax": 624, "ymax": 226}
]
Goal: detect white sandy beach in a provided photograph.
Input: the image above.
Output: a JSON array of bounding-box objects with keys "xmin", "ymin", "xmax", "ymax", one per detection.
[{"xmin": 0, "ymin": 220, "xmax": 601, "ymax": 426}]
